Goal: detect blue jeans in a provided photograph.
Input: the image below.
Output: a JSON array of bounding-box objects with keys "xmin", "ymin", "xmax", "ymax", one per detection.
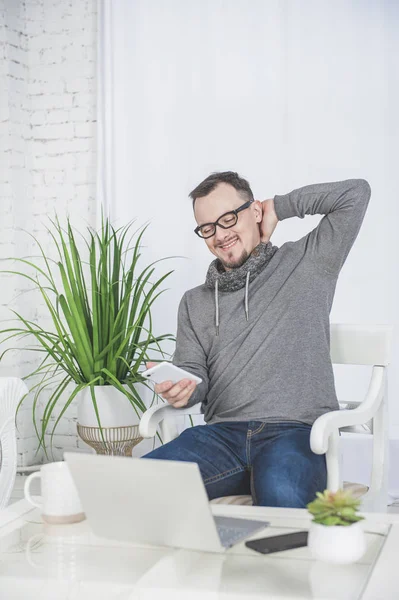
[{"xmin": 143, "ymin": 421, "xmax": 327, "ymax": 508}]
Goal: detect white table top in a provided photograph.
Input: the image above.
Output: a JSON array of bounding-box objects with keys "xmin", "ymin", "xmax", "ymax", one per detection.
[{"xmin": 0, "ymin": 499, "xmax": 398, "ymax": 600}]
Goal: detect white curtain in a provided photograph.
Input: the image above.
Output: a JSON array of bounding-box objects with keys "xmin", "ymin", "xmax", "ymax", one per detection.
[{"xmin": 97, "ymin": 0, "xmax": 399, "ymax": 441}]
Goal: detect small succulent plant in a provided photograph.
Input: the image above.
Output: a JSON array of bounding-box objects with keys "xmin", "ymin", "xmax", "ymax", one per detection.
[{"xmin": 307, "ymin": 489, "xmax": 365, "ymax": 526}]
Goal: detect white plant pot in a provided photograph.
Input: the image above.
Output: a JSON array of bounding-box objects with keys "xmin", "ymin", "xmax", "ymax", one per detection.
[
  {"xmin": 77, "ymin": 383, "xmax": 149, "ymax": 428},
  {"xmin": 307, "ymin": 521, "xmax": 366, "ymax": 565}
]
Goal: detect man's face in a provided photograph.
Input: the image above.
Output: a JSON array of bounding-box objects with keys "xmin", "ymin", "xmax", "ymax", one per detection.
[{"xmin": 194, "ymin": 183, "xmax": 263, "ymax": 271}]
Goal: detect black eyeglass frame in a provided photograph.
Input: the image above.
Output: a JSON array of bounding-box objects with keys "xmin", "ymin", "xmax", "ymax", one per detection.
[{"xmin": 194, "ymin": 200, "xmax": 254, "ymax": 239}]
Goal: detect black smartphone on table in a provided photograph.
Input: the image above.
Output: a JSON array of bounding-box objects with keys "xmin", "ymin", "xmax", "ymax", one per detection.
[{"xmin": 245, "ymin": 530, "xmax": 308, "ymax": 554}]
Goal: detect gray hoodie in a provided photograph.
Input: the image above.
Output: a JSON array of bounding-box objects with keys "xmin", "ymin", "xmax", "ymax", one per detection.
[{"xmin": 172, "ymin": 179, "xmax": 371, "ymax": 425}]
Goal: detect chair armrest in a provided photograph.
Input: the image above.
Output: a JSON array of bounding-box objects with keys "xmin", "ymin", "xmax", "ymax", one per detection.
[
  {"xmin": 139, "ymin": 402, "xmax": 202, "ymax": 439},
  {"xmin": 310, "ymin": 365, "xmax": 385, "ymax": 455}
]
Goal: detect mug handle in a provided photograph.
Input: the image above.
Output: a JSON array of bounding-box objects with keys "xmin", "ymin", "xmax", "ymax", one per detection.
[
  {"xmin": 25, "ymin": 533, "xmax": 44, "ymax": 568},
  {"xmin": 24, "ymin": 472, "xmax": 42, "ymax": 509}
]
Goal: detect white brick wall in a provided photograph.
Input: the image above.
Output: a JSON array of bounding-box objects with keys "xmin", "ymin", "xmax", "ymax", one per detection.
[{"xmin": 0, "ymin": 0, "xmax": 97, "ymax": 466}]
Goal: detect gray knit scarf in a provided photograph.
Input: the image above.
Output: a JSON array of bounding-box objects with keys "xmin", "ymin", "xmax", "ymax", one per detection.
[{"xmin": 205, "ymin": 241, "xmax": 278, "ymax": 335}]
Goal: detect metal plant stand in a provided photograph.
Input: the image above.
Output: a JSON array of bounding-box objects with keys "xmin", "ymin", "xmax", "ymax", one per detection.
[{"xmin": 77, "ymin": 423, "xmax": 143, "ymax": 457}]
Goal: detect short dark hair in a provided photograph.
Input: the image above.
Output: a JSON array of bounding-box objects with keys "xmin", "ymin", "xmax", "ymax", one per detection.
[{"xmin": 189, "ymin": 171, "xmax": 254, "ymax": 208}]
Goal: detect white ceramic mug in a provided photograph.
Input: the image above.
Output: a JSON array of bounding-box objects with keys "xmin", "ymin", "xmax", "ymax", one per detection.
[
  {"xmin": 25, "ymin": 522, "xmax": 90, "ymax": 575},
  {"xmin": 24, "ymin": 461, "xmax": 85, "ymax": 524}
]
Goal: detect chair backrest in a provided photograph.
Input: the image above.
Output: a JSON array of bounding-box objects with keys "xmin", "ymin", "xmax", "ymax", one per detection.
[{"xmin": 330, "ymin": 324, "xmax": 393, "ymax": 367}]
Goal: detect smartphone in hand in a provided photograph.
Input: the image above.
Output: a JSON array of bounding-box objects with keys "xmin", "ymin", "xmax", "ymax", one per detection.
[{"xmin": 141, "ymin": 362, "xmax": 202, "ymax": 385}]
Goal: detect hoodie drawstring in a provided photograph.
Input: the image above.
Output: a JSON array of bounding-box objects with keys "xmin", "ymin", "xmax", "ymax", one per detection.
[
  {"xmin": 214, "ymin": 271, "xmax": 251, "ymax": 335},
  {"xmin": 215, "ymin": 278, "xmax": 219, "ymax": 336},
  {"xmin": 245, "ymin": 271, "xmax": 250, "ymax": 321}
]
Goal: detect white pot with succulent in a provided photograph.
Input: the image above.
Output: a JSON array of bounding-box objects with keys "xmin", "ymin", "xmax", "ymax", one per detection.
[
  {"xmin": 307, "ymin": 489, "xmax": 366, "ymax": 565},
  {"xmin": 0, "ymin": 217, "xmax": 175, "ymax": 457}
]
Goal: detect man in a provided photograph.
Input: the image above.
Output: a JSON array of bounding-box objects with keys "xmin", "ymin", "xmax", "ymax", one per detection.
[{"xmin": 143, "ymin": 172, "xmax": 371, "ymax": 508}]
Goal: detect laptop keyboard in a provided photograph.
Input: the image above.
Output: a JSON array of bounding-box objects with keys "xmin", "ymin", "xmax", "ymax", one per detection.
[
  {"xmin": 214, "ymin": 515, "xmax": 268, "ymax": 548},
  {"xmin": 217, "ymin": 524, "xmax": 252, "ymax": 547}
]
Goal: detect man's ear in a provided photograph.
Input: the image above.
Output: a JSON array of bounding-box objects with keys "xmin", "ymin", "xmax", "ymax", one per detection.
[{"xmin": 253, "ymin": 200, "xmax": 263, "ymax": 223}]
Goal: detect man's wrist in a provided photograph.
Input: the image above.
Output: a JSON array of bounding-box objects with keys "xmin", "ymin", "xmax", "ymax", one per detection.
[
  {"xmin": 268, "ymin": 198, "xmax": 279, "ymax": 223},
  {"xmin": 260, "ymin": 198, "xmax": 279, "ymax": 243}
]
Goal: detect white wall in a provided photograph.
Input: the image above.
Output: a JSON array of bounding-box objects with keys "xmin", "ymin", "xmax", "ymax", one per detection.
[
  {"xmin": 101, "ymin": 0, "xmax": 399, "ymax": 440},
  {"xmin": 0, "ymin": 0, "xmax": 97, "ymax": 465}
]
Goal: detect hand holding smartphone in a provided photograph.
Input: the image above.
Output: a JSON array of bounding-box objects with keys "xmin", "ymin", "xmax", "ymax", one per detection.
[{"xmin": 141, "ymin": 362, "xmax": 202, "ymax": 409}]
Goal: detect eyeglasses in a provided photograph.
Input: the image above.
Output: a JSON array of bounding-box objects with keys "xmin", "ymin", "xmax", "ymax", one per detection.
[{"xmin": 194, "ymin": 200, "xmax": 253, "ymax": 239}]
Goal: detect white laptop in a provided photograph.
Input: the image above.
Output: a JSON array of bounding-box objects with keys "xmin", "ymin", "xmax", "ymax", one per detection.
[{"xmin": 64, "ymin": 452, "xmax": 268, "ymax": 553}]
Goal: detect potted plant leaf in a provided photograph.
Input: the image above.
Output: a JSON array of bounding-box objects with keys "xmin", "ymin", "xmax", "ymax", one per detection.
[
  {"xmin": 307, "ymin": 489, "xmax": 366, "ymax": 564},
  {"xmin": 0, "ymin": 216, "xmax": 175, "ymax": 458}
]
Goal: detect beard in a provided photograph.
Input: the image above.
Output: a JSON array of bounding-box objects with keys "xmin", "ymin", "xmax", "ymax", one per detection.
[{"xmin": 219, "ymin": 247, "xmax": 250, "ymax": 270}]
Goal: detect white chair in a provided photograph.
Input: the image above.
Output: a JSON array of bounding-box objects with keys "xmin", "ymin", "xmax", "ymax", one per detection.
[
  {"xmin": 0, "ymin": 378, "xmax": 29, "ymax": 509},
  {"xmin": 139, "ymin": 324, "xmax": 393, "ymax": 512}
]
